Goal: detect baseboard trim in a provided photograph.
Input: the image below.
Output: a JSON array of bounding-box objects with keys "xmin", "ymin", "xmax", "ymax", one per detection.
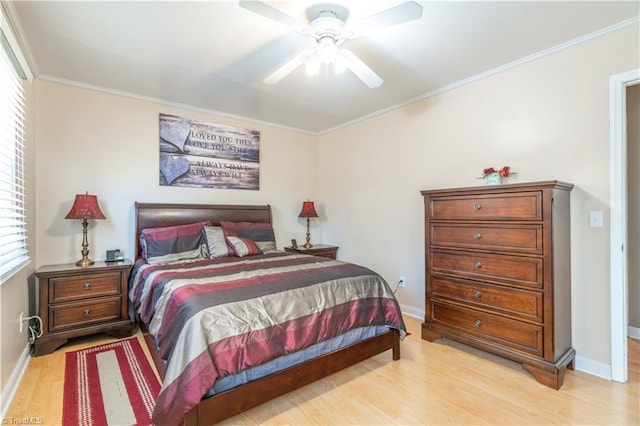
[
  {"xmin": 0, "ymin": 344, "xmax": 31, "ymax": 419},
  {"xmin": 399, "ymin": 304, "xmax": 423, "ymax": 321},
  {"xmin": 574, "ymin": 354, "xmax": 612, "ymax": 380},
  {"xmin": 628, "ymin": 326, "xmax": 640, "ymax": 340}
]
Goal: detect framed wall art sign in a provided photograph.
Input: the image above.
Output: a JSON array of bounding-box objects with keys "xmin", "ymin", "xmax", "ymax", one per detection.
[{"xmin": 158, "ymin": 113, "xmax": 260, "ymax": 190}]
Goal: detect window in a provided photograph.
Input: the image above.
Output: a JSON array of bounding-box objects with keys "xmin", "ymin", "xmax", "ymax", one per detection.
[{"xmin": 1, "ymin": 10, "xmax": 31, "ymax": 283}]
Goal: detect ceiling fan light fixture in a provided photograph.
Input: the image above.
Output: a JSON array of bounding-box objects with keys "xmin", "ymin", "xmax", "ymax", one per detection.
[{"xmin": 318, "ymin": 37, "xmax": 338, "ymax": 64}]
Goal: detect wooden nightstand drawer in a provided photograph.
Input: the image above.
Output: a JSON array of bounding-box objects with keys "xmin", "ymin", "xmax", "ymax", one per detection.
[
  {"xmin": 431, "ymin": 302, "xmax": 543, "ymax": 356},
  {"xmin": 49, "ymin": 297, "xmax": 121, "ymax": 332},
  {"xmin": 430, "ymin": 249, "xmax": 543, "ymax": 289},
  {"xmin": 429, "ymin": 192, "xmax": 541, "ymax": 221},
  {"xmin": 50, "ymin": 272, "xmax": 121, "ymax": 303},
  {"xmin": 431, "ymin": 276, "xmax": 543, "ymax": 322},
  {"xmin": 430, "ymin": 223, "xmax": 543, "ymax": 254}
]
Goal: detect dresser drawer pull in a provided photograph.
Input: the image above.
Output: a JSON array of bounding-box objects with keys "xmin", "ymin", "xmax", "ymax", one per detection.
[
  {"xmin": 473, "ymin": 203, "xmax": 481, "ymax": 210},
  {"xmin": 84, "ymin": 282, "xmax": 91, "ymax": 290},
  {"xmin": 473, "ymin": 290, "xmax": 482, "ymax": 298},
  {"xmin": 475, "ymin": 320, "xmax": 483, "ymax": 327},
  {"xmin": 83, "ymin": 309, "xmax": 91, "ymax": 316},
  {"xmin": 473, "ymin": 232, "xmax": 482, "ymax": 239},
  {"xmin": 473, "ymin": 261, "xmax": 482, "ymax": 269}
]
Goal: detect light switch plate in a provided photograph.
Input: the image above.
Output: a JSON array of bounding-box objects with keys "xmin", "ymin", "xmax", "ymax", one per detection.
[{"xmin": 589, "ymin": 211, "xmax": 604, "ymax": 228}]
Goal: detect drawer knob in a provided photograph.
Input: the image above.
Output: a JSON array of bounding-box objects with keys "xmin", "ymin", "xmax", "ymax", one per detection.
[
  {"xmin": 473, "ymin": 203, "xmax": 481, "ymax": 210},
  {"xmin": 475, "ymin": 320, "xmax": 483, "ymax": 327},
  {"xmin": 84, "ymin": 282, "xmax": 91, "ymax": 289},
  {"xmin": 84, "ymin": 309, "xmax": 91, "ymax": 316},
  {"xmin": 473, "ymin": 290, "xmax": 482, "ymax": 298},
  {"xmin": 473, "ymin": 261, "xmax": 482, "ymax": 269},
  {"xmin": 473, "ymin": 232, "xmax": 482, "ymax": 239}
]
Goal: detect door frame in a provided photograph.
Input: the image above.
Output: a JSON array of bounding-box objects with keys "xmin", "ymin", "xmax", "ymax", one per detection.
[{"xmin": 610, "ymin": 68, "xmax": 639, "ymax": 383}]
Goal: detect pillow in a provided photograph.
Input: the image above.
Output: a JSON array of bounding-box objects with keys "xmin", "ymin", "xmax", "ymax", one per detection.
[
  {"xmin": 202, "ymin": 225, "xmax": 233, "ymax": 258},
  {"xmin": 140, "ymin": 221, "xmax": 210, "ymax": 264},
  {"xmin": 226, "ymin": 236, "xmax": 262, "ymax": 257},
  {"xmin": 220, "ymin": 221, "xmax": 277, "ymax": 252}
]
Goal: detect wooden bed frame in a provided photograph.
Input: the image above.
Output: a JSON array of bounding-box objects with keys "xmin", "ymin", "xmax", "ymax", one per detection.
[{"xmin": 133, "ymin": 202, "xmax": 401, "ymax": 425}]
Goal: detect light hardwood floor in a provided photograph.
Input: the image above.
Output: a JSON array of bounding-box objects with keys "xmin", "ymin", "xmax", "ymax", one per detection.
[{"xmin": 6, "ymin": 315, "xmax": 639, "ymax": 425}]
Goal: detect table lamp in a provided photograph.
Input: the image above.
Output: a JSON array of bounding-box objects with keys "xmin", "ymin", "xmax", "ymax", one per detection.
[
  {"xmin": 65, "ymin": 192, "xmax": 106, "ymax": 267},
  {"xmin": 298, "ymin": 200, "xmax": 319, "ymax": 249}
]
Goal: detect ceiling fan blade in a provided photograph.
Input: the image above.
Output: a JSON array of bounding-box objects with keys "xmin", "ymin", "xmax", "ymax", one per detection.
[
  {"xmin": 345, "ymin": 1, "xmax": 423, "ymax": 38},
  {"xmin": 239, "ymin": 1, "xmax": 312, "ymax": 35},
  {"xmin": 264, "ymin": 49, "xmax": 316, "ymax": 85},
  {"xmin": 339, "ymin": 49, "xmax": 383, "ymax": 88}
]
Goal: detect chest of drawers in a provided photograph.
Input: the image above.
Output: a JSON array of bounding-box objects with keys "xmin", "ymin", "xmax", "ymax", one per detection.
[
  {"xmin": 421, "ymin": 181, "xmax": 575, "ymax": 389},
  {"xmin": 34, "ymin": 260, "xmax": 133, "ymax": 356}
]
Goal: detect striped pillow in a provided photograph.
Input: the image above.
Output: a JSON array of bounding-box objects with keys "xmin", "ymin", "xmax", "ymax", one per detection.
[
  {"xmin": 220, "ymin": 221, "xmax": 277, "ymax": 252},
  {"xmin": 202, "ymin": 226, "xmax": 232, "ymax": 258},
  {"xmin": 140, "ymin": 221, "xmax": 210, "ymax": 265},
  {"xmin": 226, "ymin": 236, "xmax": 262, "ymax": 257}
]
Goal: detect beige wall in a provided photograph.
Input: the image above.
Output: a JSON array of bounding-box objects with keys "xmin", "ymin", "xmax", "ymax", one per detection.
[
  {"xmin": 628, "ymin": 84, "xmax": 640, "ymax": 329},
  {"xmin": 0, "ymin": 78, "xmax": 36, "ymax": 398},
  {"xmin": 33, "ymin": 81, "xmax": 319, "ymax": 266},
  {"xmin": 318, "ymin": 25, "xmax": 639, "ymax": 367}
]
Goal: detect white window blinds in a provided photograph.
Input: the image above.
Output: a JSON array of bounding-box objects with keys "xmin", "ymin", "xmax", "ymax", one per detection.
[{"xmin": 0, "ymin": 22, "xmax": 29, "ymax": 283}]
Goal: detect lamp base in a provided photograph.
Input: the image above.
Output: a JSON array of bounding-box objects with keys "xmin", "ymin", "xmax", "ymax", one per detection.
[
  {"xmin": 75, "ymin": 258, "xmax": 95, "ymax": 267},
  {"xmin": 303, "ymin": 217, "xmax": 314, "ymax": 249}
]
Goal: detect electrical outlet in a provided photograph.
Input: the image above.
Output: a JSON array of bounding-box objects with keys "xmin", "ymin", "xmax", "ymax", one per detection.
[
  {"xmin": 398, "ymin": 276, "xmax": 406, "ymax": 288},
  {"xmin": 19, "ymin": 312, "xmax": 23, "ymax": 333}
]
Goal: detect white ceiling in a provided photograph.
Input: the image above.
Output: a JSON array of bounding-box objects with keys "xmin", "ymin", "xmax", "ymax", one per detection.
[{"xmin": 6, "ymin": 1, "xmax": 639, "ymax": 134}]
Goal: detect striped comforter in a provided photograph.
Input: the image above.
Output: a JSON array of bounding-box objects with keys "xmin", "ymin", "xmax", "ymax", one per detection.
[{"xmin": 129, "ymin": 251, "xmax": 406, "ymax": 425}]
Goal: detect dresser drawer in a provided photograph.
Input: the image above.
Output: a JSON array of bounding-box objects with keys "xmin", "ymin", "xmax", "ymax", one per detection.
[
  {"xmin": 431, "ymin": 302, "xmax": 543, "ymax": 356},
  {"xmin": 49, "ymin": 298, "xmax": 121, "ymax": 332},
  {"xmin": 49, "ymin": 272, "xmax": 121, "ymax": 303},
  {"xmin": 431, "ymin": 276, "xmax": 543, "ymax": 322},
  {"xmin": 429, "ymin": 192, "xmax": 541, "ymax": 221},
  {"xmin": 430, "ymin": 250, "xmax": 543, "ymax": 289},
  {"xmin": 430, "ymin": 223, "xmax": 543, "ymax": 254}
]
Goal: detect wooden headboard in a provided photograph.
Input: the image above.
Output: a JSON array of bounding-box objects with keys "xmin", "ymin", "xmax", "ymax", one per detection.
[{"xmin": 134, "ymin": 202, "xmax": 272, "ymax": 259}]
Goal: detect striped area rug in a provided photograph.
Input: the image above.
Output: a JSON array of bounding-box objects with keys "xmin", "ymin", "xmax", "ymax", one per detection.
[{"xmin": 62, "ymin": 337, "xmax": 161, "ymax": 426}]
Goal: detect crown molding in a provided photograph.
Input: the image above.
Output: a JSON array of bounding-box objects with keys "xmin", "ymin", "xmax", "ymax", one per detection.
[{"xmin": 39, "ymin": 74, "xmax": 318, "ymax": 136}]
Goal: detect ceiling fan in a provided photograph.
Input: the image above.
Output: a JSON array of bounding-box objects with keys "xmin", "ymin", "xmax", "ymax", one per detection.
[{"xmin": 239, "ymin": 1, "xmax": 423, "ymax": 88}]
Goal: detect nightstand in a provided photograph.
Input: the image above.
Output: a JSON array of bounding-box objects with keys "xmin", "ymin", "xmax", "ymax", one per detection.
[
  {"xmin": 284, "ymin": 244, "xmax": 338, "ymax": 259},
  {"xmin": 34, "ymin": 260, "xmax": 133, "ymax": 356}
]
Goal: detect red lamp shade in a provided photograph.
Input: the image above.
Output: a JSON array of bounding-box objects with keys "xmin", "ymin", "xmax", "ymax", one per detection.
[
  {"xmin": 298, "ymin": 201, "xmax": 319, "ymax": 218},
  {"xmin": 65, "ymin": 193, "xmax": 106, "ymax": 220}
]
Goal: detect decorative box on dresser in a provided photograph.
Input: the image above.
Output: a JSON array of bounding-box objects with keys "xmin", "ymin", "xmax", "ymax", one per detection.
[
  {"xmin": 421, "ymin": 181, "xmax": 574, "ymax": 389},
  {"xmin": 34, "ymin": 260, "xmax": 133, "ymax": 356}
]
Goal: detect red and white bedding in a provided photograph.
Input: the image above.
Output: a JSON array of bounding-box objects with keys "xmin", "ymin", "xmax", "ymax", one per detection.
[{"xmin": 129, "ymin": 251, "xmax": 406, "ymax": 425}]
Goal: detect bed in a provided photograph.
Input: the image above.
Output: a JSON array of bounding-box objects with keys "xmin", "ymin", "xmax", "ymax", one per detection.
[{"xmin": 130, "ymin": 202, "xmax": 406, "ymax": 425}]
